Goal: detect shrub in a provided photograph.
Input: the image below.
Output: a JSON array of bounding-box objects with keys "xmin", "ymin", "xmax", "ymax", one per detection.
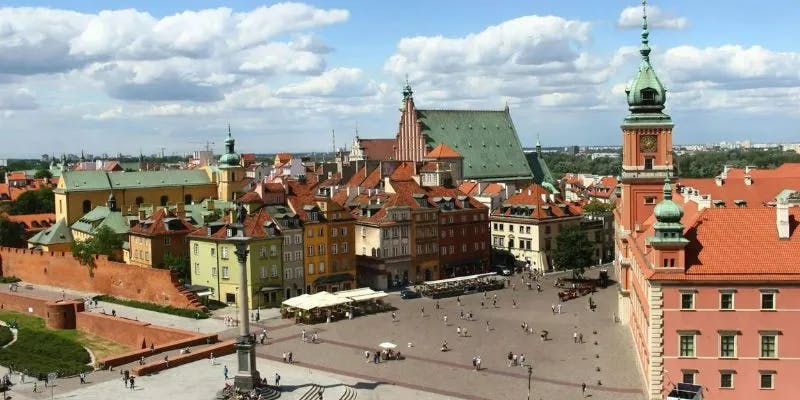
[
  {"xmin": 0, "ymin": 325, "xmax": 12, "ymax": 346},
  {"xmin": 0, "ymin": 276, "xmax": 21, "ymax": 284},
  {"xmin": 93, "ymin": 295, "xmax": 209, "ymax": 319}
]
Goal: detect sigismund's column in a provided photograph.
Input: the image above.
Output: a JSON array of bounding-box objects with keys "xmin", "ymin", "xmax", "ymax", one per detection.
[{"xmin": 230, "ymin": 231, "xmax": 260, "ymax": 390}]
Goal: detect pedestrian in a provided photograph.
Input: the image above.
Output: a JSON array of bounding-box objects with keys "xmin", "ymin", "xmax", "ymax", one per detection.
[
  {"xmin": 574, "ymin": 330, "xmax": 578, "ymax": 343},
  {"xmin": 391, "ymin": 311, "xmax": 397, "ymax": 322},
  {"xmin": 123, "ymin": 372, "xmax": 128, "ymax": 388},
  {"xmin": 111, "ymin": 309, "xmax": 116, "ymax": 317},
  {"xmin": 420, "ymin": 306, "xmax": 425, "ymax": 317},
  {"xmin": 150, "ymin": 343, "xmax": 155, "ymax": 353},
  {"xmin": 512, "ymin": 353, "xmax": 518, "ymax": 366},
  {"xmin": 129, "ymin": 376, "xmax": 135, "ymax": 390},
  {"xmin": 507, "ymin": 351, "xmax": 513, "ymax": 367},
  {"xmin": 582, "ymin": 382, "xmax": 587, "ymax": 397},
  {"xmin": 443, "ymin": 315, "xmax": 448, "ymax": 326},
  {"xmin": 519, "ymin": 353, "xmax": 525, "ymax": 367},
  {"xmin": 312, "ymin": 332, "xmax": 318, "ymax": 343},
  {"xmin": 456, "ymin": 296, "xmax": 461, "ymax": 306},
  {"xmin": 164, "ymin": 354, "xmax": 169, "ymax": 367},
  {"xmin": 476, "ymin": 356, "xmax": 482, "ymax": 371},
  {"xmin": 480, "ymin": 300, "xmax": 485, "ymax": 309},
  {"xmin": 260, "ymin": 332, "xmax": 266, "ymax": 345},
  {"xmin": 512, "ymin": 299, "xmax": 517, "ymax": 309},
  {"xmin": 492, "ymin": 299, "xmax": 497, "ymax": 308},
  {"xmin": 579, "ymin": 333, "xmax": 584, "ymax": 343},
  {"xmin": 435, "ymin": 300, "xmax": 440, "ymax": 310},
  {"xmin": 537, "ymin": 284, "xmax": 542, "ymax": 293},
  {"xmin": 459, "ymin": 309, "xmax": 464, "ymax": 319},
  {"xmin": 288, "ymin": 352, "xmax": 293, "ymax": 363},
  {"xmin": 318, "ymin": 388, "xmax": 323, "ymax": 400},
  {"xmin": 301, "ymin": 329, "xmax": 307, "ymax": 342},
  {"xmin": 33, "ymin": 381, "xmax": 37, "ymax": 393},
  {"xmin": 210, "ymin": 352, "xmax": 216, "ymax": 365},
  {"xmin": 364, "ymin": 351, "xmax": 370, "ymax": 363},
  {"xmin": 551, "ymin": 303, "xmax": 555, "ymax": 314},
  {"xmin": 224, "ymin": 365, "xmax": 229, "ymax": 380},
  {"xmin": 275, "ymin": 372, "xmax": 280, "ymax": 388},
  {"xmin": 140, "ymin": 356, "xmax": 145, "ymax": 365},
  {"xmin": 463, "ymin": 328, "xmax": 468, "ymax": 337},
  {"xmin": 282, "ymin": 352, "xmax": 287, "ymax": 363},
  {"xmin": 557, "ymin": 303, "xmax": 562, "ymax": 314},
  {"xmin": 512, "ymin": 283, "xmax": 516, "ymax": 291},
  {"xmin": 486, "ymin": 320, "xmax": 491, "ymax": 332},
  {"xmin": 79, "ymin": 372, "xmax": 85, "ymax": 384},
  {"xmin": 472, "ymin": 357, "xmax": 477, "ymax": 371},
  {"xmin": 457, "ymin": 326, "xmax": 462, "ymax": 337}
]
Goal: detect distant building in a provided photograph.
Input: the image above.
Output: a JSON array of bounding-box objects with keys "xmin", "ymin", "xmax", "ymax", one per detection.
[{"xmin": 128, "ymin": 207, "xmax": 194, "ymax": 268}]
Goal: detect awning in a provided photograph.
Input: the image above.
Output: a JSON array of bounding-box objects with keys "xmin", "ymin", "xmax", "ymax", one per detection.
[
  {"xmin": 260, "ymin": 286, "xmax": 283, "ymax": 292},
  {"xmin": 313, "ymin": 273, "xmax": 355, "ymax": 286},
  {"xmin": 280, "ymin": 291, "xmax": 351, "ymax": 311},
  {"xmin": 423, "ymin": 272, "xmax": 498, "ymax": 286},
  {"xmin": 196, "ymin": 290, "xmax": 212, "ymax": 297},
  {"xmin": 334, "ymin": 287, "xmax": 388, "ymax": 302}
]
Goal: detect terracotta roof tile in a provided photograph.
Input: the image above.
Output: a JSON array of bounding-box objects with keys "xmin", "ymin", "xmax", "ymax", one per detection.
[
  {"xmin": 493, "ymin": 183, "xmax": 581, "ymax": 219},
  {"xmin": 358, "ymin": 138, "xmax": 396, "ymax": 160},
  {"xmin": 677, "ymin": 164, "xmax": 800, "ymax": 207},
  {"xmin": 425, "ymin": 143, "xmax": 461, "ymax": 159},
  {"xmin": 130, "ymin": 208, "xmax": 194, "ymax": 235},
  {"xmin": 389, "ymin": 162, "xmax": 415, "ymax": 182}
]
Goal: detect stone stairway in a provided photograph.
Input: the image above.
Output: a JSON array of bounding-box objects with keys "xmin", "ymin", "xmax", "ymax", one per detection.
[
  {"xmin": 299, "ymin": 384, "xmax": 323, "ymax": 400},
  {"xmin": 338, "ymin": 386, "xmax": 357, "ymax": 400},
  {"xmin": 171, "ymin": 276, "xmax": 208, "ymax": 312},
  {"xmin": 257, "ymin": 386, "xmax": 281, "ymax": 400}
]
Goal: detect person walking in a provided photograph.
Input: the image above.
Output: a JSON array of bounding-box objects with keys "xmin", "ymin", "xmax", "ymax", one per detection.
[
  {"xmin": 476, "ymin": 356, "xmax": 482, "ymax": 371},
  {"xmin": 283, "ymin": 352, "xmax": 288, "ymax": 363},
  {"xmin": 472, "ymin": 357, "xmax": 477, "ymax": 371},
  {"xmin": 507, "ymin": 351, "xmax": 514, "ymax": 367},
  {"xmin": 519, "ymin": 353, "xmax": 525, "ymax": 367},
  {"xmin": 463, "ymin": 327, "xmax": 468, "ymax": 337},
  {"xmin": 79, "ymin": 372, "xmax": 86, "ymax": 384},
  {"xmin": 457, "ymin": 326, "xmax": 462, "ymax": 337},
  {"xmin": 391, "ymin": 311, "xmax": 397, "ymax": 322},
  {"xmin": 573, "ymin": 330, "xmax": 578, "ymax": 343},
  {"xmin": 443, "ymin": 315, "xmax": 448, "ymax": 326},
  {"xmin": 123, "ymin": 370, "xmax": 129, "ymax": 387},
  {"xmin": 480, "ymin": 300, "xmax": 485, "ymax": 309},
  {"xmin": 364, "ymin": 350, "xmax": 370, "ymax": 363},
  {"xmin": 551, "ymin": 303, "xmax": 555, "ymax": 314},
  {"xmin": 582, "ymin": 382, "xmax": 587, "ymax": 398},
  {"xmin": 312, "ymin": 332, "xmax": 318, "ymax": 343},
  {"xmin": 129, "ymin": 376, "xmax": 135, "ymax": 390},
  {"xmin": 557, "ymin": 303, "xmax": 562, "ymax": 314},
  {"xmin": 301, "ymin": 329, "xmax": 307, "ymax": 342},
  {"xmin": 578, "ymin": 333, "xmax": 584, "ymax": 344},
  {"xmin": 512, "ymin": 299, "xmax": 517, "ymax": 309},
  {"xmin": 435, "ymin": 300, "xmax": 440, "ymax": 310},
  {"xmin": 224, "ymin": 365, "xmax": 229, "ymax": 380},
  {"xmin": 486, "ymin": 320, "xmax": 491, "ymax": 332},
  {"xmin": 288, "ymin": 352, "xmax": 293, "ymax": 363},
  {"xmin": 33, "ymin": 381, "xmax": 37, "ymax": 393},
  {"xmin": 420, "ymin": 306, "xmax": 425, "ymax": 317},
  {"xmin": 210, "ymin": 352, "xmax": 216, "ymax": 365},
  {"xmin": 275, "ymin": 372, "xmax": 281, "ymax": 388}
]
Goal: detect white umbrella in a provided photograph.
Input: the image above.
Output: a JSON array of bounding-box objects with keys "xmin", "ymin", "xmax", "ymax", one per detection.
[{"xmin": 378, "ymin": 342, "xmax": 397, "ymax": 349}]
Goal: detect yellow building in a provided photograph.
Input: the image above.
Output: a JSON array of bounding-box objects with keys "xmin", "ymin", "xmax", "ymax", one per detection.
[{"xmin": 288, "ymin": 188, "xmax": 356, "ymax": 294}]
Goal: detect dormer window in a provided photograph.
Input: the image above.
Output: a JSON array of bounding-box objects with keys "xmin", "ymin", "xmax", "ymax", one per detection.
[{"xmin": 641, "ymin": 88, "xmax": 656, "ymax": 105}]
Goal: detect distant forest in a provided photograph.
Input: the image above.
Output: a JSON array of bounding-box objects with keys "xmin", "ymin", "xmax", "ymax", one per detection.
[{"xmin": 535, "ymin": 148, "xmax": 800, "ymax": 179}]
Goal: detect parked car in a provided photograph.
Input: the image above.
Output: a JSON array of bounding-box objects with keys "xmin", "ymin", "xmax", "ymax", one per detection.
[
  {"xmin": 400, "ymin": 289, "xmax": 421, "ymax": 299},
  {"xmin": 492, "ymin": 265, "xmax": 513, "ymax": 276}
]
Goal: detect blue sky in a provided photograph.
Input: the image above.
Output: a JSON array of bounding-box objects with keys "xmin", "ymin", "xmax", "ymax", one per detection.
[{"xmin": 0, "ymin": 1, "xmax": 798, "ymax": 157}]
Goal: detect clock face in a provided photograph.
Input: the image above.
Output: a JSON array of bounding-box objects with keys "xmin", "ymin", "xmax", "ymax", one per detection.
[{"xmin": 640, "ymin": 136, "xmax": 657, "ymax": 153}]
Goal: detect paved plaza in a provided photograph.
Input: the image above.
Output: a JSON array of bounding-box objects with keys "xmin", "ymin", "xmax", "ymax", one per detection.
[{"xmin": 1, "ymin": 268, "xmax": 644, "ymax": 400}]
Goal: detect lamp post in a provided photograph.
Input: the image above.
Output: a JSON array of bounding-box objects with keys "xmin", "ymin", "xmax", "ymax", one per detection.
[
  {"xmin": 230, "ymin": 234, "xmax": 261, "ymax": 390},
  {"xmin": 527, "ymin": 364, "xmax": 533, "ymax": 400}
]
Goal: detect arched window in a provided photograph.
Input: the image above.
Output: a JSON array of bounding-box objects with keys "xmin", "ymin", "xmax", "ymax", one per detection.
[
  {"xmin": 184, "ymin": 194, "xmax": 193, "ymax": 205},
  {"xmin": 82, "ymin": 200, "xmax": 92, "ymax": 213},
  {"xmin": 641, "ymin": 88, "xmax": 657, "ymax": 105},
  {"xmin": 135, "ymin": 196, "xmax": 144, "ymax": 206},
  {"xmin": 160, "ymin": 195, "xmax": 168, "ymax": 206}
]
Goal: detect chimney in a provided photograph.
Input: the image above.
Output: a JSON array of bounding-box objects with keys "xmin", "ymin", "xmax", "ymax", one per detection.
[
  {"xmin": 138, "ymin": 209, "xmax": 146, "ymax": 220},
  {"xmin": 722, "ymin": 165, "xmax": 730, "ymax": 179},
  {"xmin": 744, "ymin": 175, "xmax": 753, "ymax": 186},
  {"xmin": 715, "ymin": 176, "xmax": 724, "ymax": 186},
  {"xmin": 207, "ymin": 200, "xmax": 215, "ymax": 211},
  {"xmin": 745, "ymin": 165, "xmax": 756, "ymax": 174},
  {"xmin": 540, "ymin": 193, "xmax": 547, "ymax": 203},
  {"xmin": 777, "ymin": 201, "xmax": 790, "ymax": 239}
]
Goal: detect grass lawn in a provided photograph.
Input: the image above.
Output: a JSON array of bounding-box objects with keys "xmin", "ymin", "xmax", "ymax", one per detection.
[
  {"xmin": 77, "ymin": 331, "xmax": 131, "ymax": 360},
  {"xmin": 94, "ymin": 294, "xmax": 209, "ymax": 319},
  {"xmin": 0, "ymin": 310, "xmax": 92, "ymax": 378}
]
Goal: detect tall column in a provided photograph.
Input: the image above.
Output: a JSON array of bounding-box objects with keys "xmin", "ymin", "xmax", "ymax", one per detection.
[{"xmin": 232, "ymin": 237, "xmax": 260, "ymax": 390}]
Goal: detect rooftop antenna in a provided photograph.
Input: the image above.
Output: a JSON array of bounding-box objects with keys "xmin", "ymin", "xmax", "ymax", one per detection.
[{"xmin": 332, "ymin": 129, "xmax": 336, "ymax": 157}]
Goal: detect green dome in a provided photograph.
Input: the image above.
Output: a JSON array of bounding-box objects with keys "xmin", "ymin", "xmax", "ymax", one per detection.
[
  {"xmin": 219, "ymin": 130, "xmax": 241, "ymax": 167},
  {"xmin": 654, "ymin": 178, "xmax": 683, "ymax": 223},
  {"xmin": 625, "ymin": 0, "xmax": 667, "ymax": 113}
]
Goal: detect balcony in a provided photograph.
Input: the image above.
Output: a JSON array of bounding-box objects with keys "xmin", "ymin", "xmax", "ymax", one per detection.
[{"xmin": 667, "ymin": 383, "xmax": 703, "ymax": 400}]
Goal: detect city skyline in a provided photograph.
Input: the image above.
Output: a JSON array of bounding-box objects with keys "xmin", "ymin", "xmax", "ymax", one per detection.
[{"xmin": 1, "ymin": 1, "xmax": 799, "ymax": 157}]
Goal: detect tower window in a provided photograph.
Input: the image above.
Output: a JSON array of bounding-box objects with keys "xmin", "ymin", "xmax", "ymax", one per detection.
[
  {"xmin": 644, "ymin": 157, "xmax": 654, "ymax": 170},
  {"xmin": 641, "ymin": 88, "xmax": 656, "ymax": 105},
  {"xmin": 160, "ymin": 195, "xmax": 169, "ymax": 206},
  {"xmin": 82, "ymin": 200, "xmax": 92, "ymax": 213}
]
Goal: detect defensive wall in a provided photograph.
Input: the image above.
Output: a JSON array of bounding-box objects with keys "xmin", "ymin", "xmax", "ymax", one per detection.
[{"xmin": 0, "ymin": 247, "xmax": 203, "ymax": 310}]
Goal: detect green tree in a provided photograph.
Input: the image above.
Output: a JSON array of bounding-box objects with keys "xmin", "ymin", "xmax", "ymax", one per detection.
[
  {"xmin": 583, "ymin": 200, "xmax": 615, "ymax": 216},
  {"xmin": 70, "ymin": 225, "xmax": 124, "ymax": 266},
  {"xmin": 33, "ymin": 169, "xmax": 52, "ymax": 180},
  {"xmin": 9, "ymin": 188, "xmax": 54, "ymax": 215},
  {"xmin": 0, "ymin": 216, "xmax": 24, "ymax": 247},
  {"xmin": 552, "ymin": 225, "xmax": 595, "ymax": 278},
  {"xmin": 162, "ymin": 253, "xmax": 189, "ymax": 282}
]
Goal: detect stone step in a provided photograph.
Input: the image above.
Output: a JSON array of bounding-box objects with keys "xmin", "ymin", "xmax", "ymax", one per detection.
[{"xmin": 299, "ymin": 384, "xmax": 322, "ymax": 400}]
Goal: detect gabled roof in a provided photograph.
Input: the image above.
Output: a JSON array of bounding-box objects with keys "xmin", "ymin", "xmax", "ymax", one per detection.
[
  {"xmin": 71, "ymin": 206, "xmax": 134, "ymax": 235},
  {"xmin": 677, "ymin": 164, "xmax": 800, "ymax": 207},
  {"xmin": 7, "ymin": 213, "xmax": 55, "ymax": 231},
  {"xmin": 358, "ymin": 138, "xmax": 396, "ymax": 160},
  {"xmin": 130, "ymin": 208, "xmax": 194, "ymax": 236},
  {"xmin": 493, "ymin": 184, "xmax": 582, "ymax": 220},
  {"xmin": 416, "ymin": 109, "xmax": 532, "ymax": 181},
  {"xmin": 425, "ymin": 143, "xmax": 461, "ymax": 159},
  {"xmin": 389, "ymin": 162, "xmax": 415, "ymax": 182},
  {"xmin": 28, "ymin": 218, "xmax": 73, "ymax": 246},
  {"xmin": 59, "ymin": 170, "xmax": 212, "ymax": 191},
  {"xmin": 527, "ymin": 151, "xmax": 556, "ymax": 185}
]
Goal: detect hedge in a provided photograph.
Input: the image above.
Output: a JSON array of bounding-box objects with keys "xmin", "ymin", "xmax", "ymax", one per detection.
[
  {"xmin": 93, "ymin": 295, "xmax": 209, "ymax": 319},
  {"xmin": 0, "ymin": 276, "xmax": 21, "ymax": 284},
  {"xmin": 0, "ymin": 325, "xmax": 12, "ymax": 347}
]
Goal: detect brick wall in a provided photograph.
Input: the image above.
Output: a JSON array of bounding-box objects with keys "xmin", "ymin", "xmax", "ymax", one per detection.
[
  {"xmin": 0, "ymin": 291, "xmax": 49, "ymax": 317},
  {"xmin": 131, "ymin": 340, "xmax": 236, "ymax": 376},
  {"xmin": 0, "ymin": 247, "xmax": 201, "ymax": 310},
  {"xmin": 76, "ymin": 312, "xmax": 198, "ymax": 349},
  {"xmin": 98, "ymin": 333, "xmax": 218, "ymax": 368}
]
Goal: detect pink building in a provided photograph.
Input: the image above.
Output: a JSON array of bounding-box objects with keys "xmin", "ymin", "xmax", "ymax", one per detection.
[{"xmin": 614, "ymin": 3, "xmax": 800, "ymax": 400}]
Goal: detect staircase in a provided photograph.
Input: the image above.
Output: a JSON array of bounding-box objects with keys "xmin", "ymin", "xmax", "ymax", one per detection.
[
  {"xmin": 171, "ymin": 272, "xmax": 208, "ymax": 312},
  {"xmin": 257, "ymin": 386, "xmax": 281, "ymax": 400},
  {"xmin": 299, "ymin": 384, "xmax": 323, "ymax": 400},
  {"xmin": 339, "ymin": 386, "xmax": 357, "ymax": 400}
]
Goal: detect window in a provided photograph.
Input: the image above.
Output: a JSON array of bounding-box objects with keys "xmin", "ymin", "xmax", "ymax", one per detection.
[
  {"xmin": 307, "ymin": 245, "xmax": 314, "ymax": 256},
  {"xmin": 319, "ymin": 262, "xmax": 325, "ymax": 273},
  {"xmin": 260, "ymin": 267, "xmax": 267, "ymax": 279},
  {"xmin": 160, "ymin": 195, "xmax": 169, "ymax": 206},
  {"xmin": 644, "ymin": 157, "xmax": 654, "ymax": 170},
  {"xmin": 680, "ymin": 292, "xmax": 695, "ymax": 310},
  {"xmin": 681, "ymin": 372, "xmax": 695, "ymax": 385},
  {"xmin": 331, "ymin": 244, "xmax": 338, "ymax": 255},
  {"xmin": 184, "ymin": 194, "xmax": 193, "ymax": 205},
  {"xmin": 284, "ymin": 236, "xmax": 291, "ymax": 246},
  {"xmin": 641, "ymin": 88, "xmax": 656, "ymax": 104},
  {"xmin": 272, "ymin": 265, "xmax": 278, "ymax": 277},
  {"xmin": 720, "ymin": 292, "xmax": 734, "ymax": 310},
  {"xmin": 449, "ymin": 245, "xmax": 454, "ymax": 254},
  {"xmin": 760, "ymin": 335, "xmax": 777, "ymax": 358},
  {"xmin": 294, "ymin": 251, "xmax": 301, "ymax": 260},
  {"xmin": 318, "ymin": 244, "xmax": 325, "ymax": 255},
  {"xmin": 222, "ymin": 267, "xmax": 229, "ymax": 279},
  {"xmin": 545, "ymin": 226, "xmax": 551, "ymax": 234},
  {"xmin": 341, "ymin": 227, "xmax": 347, "ymax": 236},
  {"xmin": 211, "ymin": 267, "xmax": 217, "ymax": 277},
  {"xmin": 644, "ymin": 196, "xmax": 657, "ymax": 205},
  {"xmin": 760, "ymin": 373, "xmax": 774, "ymax": 389},
  {"xmin": 285, "ymin": 268, "xmax": 292, "ymax": 280},
  {"xmin": 720, "ymin": 372, "xmax": 734, "ymax": 389},
  {"xmin": 308, "ymin": 263, "xmax": 315, "ymax": 274},
  {"xmin": 318, "ymin": 227, "xmax": 324, "ymax": 236},
  {"xmin": 761, "ymin": 292, "xmax": 776, "ymax": 310},
  {"xmin": 270, "ymin": 245, "xmax": 277, "ymax": 257},
  {"xmin": 342, "ymin": 242, "xmax": 348, "ymax": 253},
  {"xmin": 440, "ymin": 246, "xmax": 446, "ymax": 255},
  {"xmin": 361, "ymin": 227, "xmax": 366, "ymax": 237},
  {"xmin": 462, "ymin": 244, "xmax": 467, "ymax": 253},
  {"xmin": 194, "ymin": 262, "xmax": 199, "ymax": 275},
  {"xmin": 225, "ymin": 293, "xmax": 235, "ymax": 304},
  {"xmin": 283, "ymin": 252, "xmax": 291, "ymax": 262},
  {"xmin": 193, "ymin": 243, "xmax": 199, "ymax": 255},
  {"xmin": 509, "ymin": 225, "xmax": 514, "ymax": 232},
  {"xmin": 164, "ymin": 236, "xmax": 171, "ymax": 246},
  {"xmin": 294, "ymin": 234, "xmax": 302, "ymax": 244},
  {"xmin": 720, "ymin": 335, "xmax": 736, "ymax": 358},
  {"xmin": 260, "ymin": 247, "xmax": 267, "ymax": 258},
  {"xmin": 331, "ymin": 228, "xmax": 337, "ymax": 237},
  {"xmin": 679, "ymin": 334, "xmax": 695, "ymax": 357},
  {"xmin": 221, "ymin": 247, "xmax": 229, "ymax": 259},
  {"xmin": 82, "ymin": 200, "xmax": 92, "ymax": 213}
]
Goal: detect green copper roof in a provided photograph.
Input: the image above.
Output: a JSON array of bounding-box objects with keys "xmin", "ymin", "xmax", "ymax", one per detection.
[
  {"xmin": 70, "ymin": 206, "xmax": 133, "ymax": 235},
  {"xmin": 625, "ymin": 1, "xmax": 667, "ymax": 115},
  {"xmin": 28, "ymin": 218, "xmax": 73, "ymax": 245},
  {"xmin": 654, "ymin": 179, "xmax": 682, "ymax": 223},
  {"xmin": 649, "ymin": 177, "xmax": 689, "ymax": 246},
  {"xmin": 60, "ymin": 170, "xmax": 212, "ymax": 192},
  {"xmin": 219, "ymin": 131, "xmax": 241, "ymax": 168},
  {"xmin": 417, "ymin": 109, "xmax": 533, "ymax": 181},
  {"xmin": 528, "ymin": 151, "xmax": 556, "ymax": 187}
]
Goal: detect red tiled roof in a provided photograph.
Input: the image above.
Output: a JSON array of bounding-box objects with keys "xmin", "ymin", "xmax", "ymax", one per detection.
[
  {"xmin": 238, "ymin": 191, "xmax": 262, "ymax": 203},
  {"xmin": 264, "ymin": 183, "xmax": 284, "ymax": 193},
  {"xmin": 389, "ymin": 178, "xmax": 486, "ymax": 210},
  {"xmin": 419, "ymin": 162, "xmax": 439, "ymax": 173},
  {"xmin": 677, "ymin": 164, "xmax": 800, "ymax": 207},
  {"xmin": 6, "ymin": 213, "xmax": 55, "ymax": 231},
  {"xmin": 275, "ymin": 153, "xmax": 292, "ymax": 164},
  {"xmin": 130, "ymin": 208, "xmax": 194, "ymax": 235},
  {"xmin": 425, "ymin": 143, "xmax": 461, "ymax": 159},
  {"xmin": 482, "ymin": 183, "xmax": 503, "ymax": 196},
  {"xmin": 458, "ymin": 181, "xmax": 479, "ymax": 196},
  {"xmin": 493, "ymin": 184, "xmax": 581, "ymax": 219},
  {"xmin": 389, "ymin": 162, "xmax": 415, "ymax": 182},
  {"xmin": 7, "ymin": 172, "xmax": 27, "ymax": 181},
  {"xmin": 680, "ymin": 207, "xmax": 800, "ymax": 277},
  {"xmin": 103, "ymin": 161, "xmax": 122, "ymax": 171},
  {"xmin": 359, "ymin": 139, "xmax": 396, "ymax": 161}
]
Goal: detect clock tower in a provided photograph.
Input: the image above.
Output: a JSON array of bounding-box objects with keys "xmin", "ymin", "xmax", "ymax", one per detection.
[{"xmin": 619, "ymin": 0, "xmax": 675, "ymax": 233}]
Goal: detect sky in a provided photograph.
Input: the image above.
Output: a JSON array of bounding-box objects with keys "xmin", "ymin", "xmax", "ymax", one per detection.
[{"xmin": 0, "ymin": 1, "xmax": 799, "ymax": 158}]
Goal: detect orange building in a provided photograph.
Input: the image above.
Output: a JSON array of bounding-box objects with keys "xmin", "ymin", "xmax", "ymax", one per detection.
[{"xmin": 128, "ymin": 208, "xmax": 194, "ymax": 268}]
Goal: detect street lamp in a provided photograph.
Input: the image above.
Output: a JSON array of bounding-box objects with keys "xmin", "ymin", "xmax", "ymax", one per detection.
[
  {"xmin": 527, "ymin": 364, "xmax": 533, "ymax": 400},
  {"xmin": 229, "ymin": 233, "xmax": 261, "ymax": 391}
]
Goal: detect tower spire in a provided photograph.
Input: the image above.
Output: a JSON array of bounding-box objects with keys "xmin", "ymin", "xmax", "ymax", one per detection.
[{"xmin": 640, "ymin": 0, "xmax": 651, "ymax": 61}]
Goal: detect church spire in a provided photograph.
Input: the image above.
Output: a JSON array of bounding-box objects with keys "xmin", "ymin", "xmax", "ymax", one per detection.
[
  {"xmin": 625, "ymin": 0, "xmax": 666, "ymax": 114},
  {"xmin": 640, "ymin": 0, "xmax": 651, "ymax": 62}
]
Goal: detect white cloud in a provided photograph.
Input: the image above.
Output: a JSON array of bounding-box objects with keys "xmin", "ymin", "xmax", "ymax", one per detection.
[
  {"xmin": 0, "ymin": 87, "xmax": 38, "ymax": 110},
  {"xmin": 276, "ymin": 68, "xmax": 379, "ymax": 98},
  {"xmin": 618, "ymin": 5, "xmax": 688, "ymax": 30}
]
